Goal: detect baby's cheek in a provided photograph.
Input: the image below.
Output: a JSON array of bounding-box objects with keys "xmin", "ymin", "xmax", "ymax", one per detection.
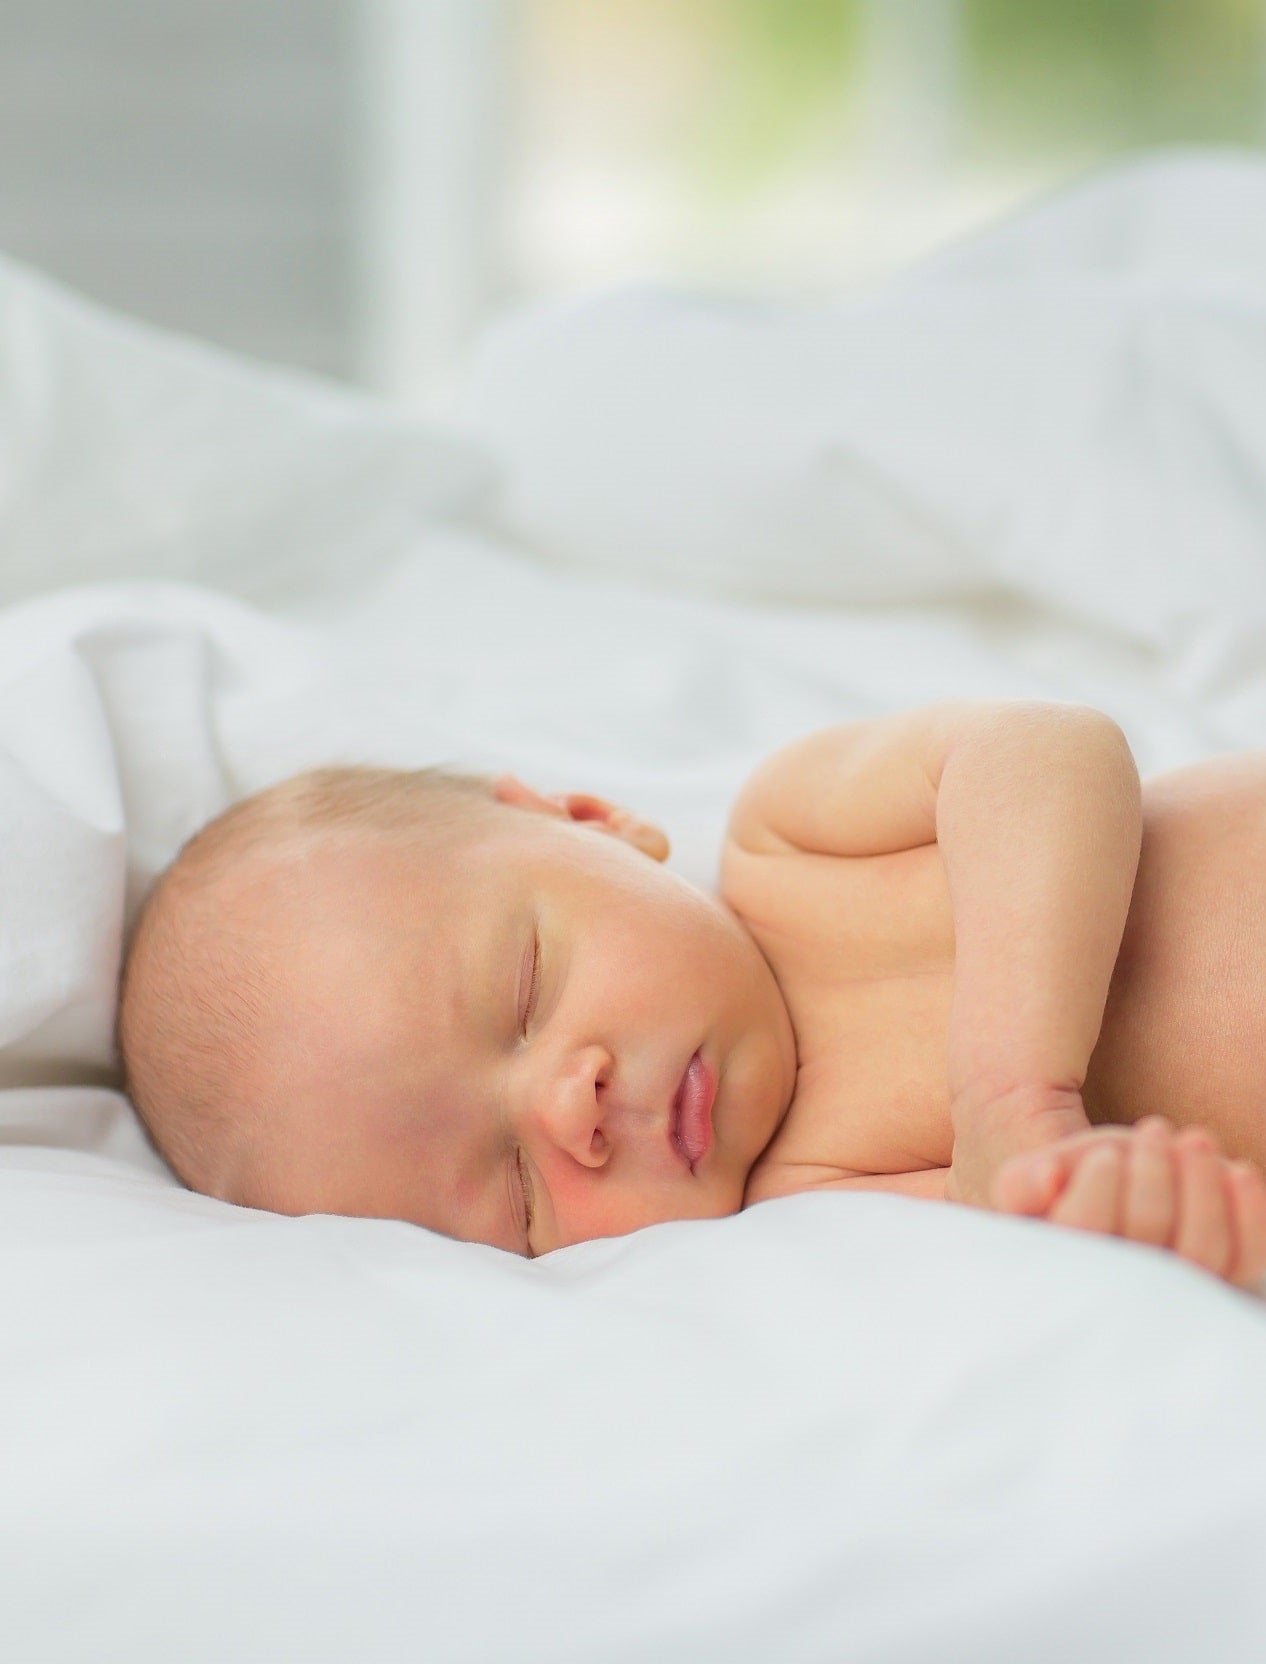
[{"xmin": 548, "ymin": 1168, "xmax": 734, "ymax": 1248}]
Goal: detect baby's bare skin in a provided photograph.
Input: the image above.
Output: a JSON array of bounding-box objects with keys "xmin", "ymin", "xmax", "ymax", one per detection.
[
  {"xmin": 121, "ymin": 703, "xmax": 1266, "ymax": 1282},
  {"xmin": 722, "ymin": 752, "xmax": 1266, "ymax": 1213}
]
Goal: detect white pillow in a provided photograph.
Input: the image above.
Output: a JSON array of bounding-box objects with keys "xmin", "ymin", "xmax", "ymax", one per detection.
[{"xmin": 0, "ymin": 253, "xmax": 493, "ymax": 605}]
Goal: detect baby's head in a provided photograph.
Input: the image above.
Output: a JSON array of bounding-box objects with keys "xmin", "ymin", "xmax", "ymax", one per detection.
[{"xmin": 118, "ymin": 766, "xmax": 797, "ymax": 1255}]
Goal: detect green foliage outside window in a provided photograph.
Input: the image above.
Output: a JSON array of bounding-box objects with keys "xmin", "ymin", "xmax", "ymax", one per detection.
[
  {"xmin": 664, "ymin": 0, "xmax": 1265, "ymax": 185},
  {"xmin": 964, "ymin": 0, "xmax": 1265, "ymax": 151}
]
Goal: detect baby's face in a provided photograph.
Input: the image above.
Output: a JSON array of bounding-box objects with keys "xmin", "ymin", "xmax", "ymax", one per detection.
[{"xmin": 243, "ymin": 783, "xmax": 798, "ymax": 1256}]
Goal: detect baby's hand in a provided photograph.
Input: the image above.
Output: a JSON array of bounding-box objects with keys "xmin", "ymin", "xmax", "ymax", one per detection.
[
  {"xmin": 991, "ymin": 1117, "xmax": 1266, "ymax": 1290},
  {"xmin": 945, "ymin": 1083, "xmax": 1092, "ymax": 1210}
]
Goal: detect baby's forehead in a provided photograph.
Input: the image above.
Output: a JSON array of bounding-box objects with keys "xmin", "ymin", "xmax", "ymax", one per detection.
[
  {"xmin": 223, "ymin": 818, "xmax": 494, "ymax": 944},
  {"xmin": 230, "ymin": 806, "xmax": 629, "ymax": 975}
]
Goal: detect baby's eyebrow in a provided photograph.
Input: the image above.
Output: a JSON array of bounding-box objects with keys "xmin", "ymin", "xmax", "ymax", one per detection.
[
  {"xmin": 447, "ymin": 1136, "xmax": 521, "ymax": 1256},
  {"xmin": 471, "ymin": 908, "xmax": 535, "ymax": 1049},
  {"xmin": 457, "ymin": 908, "xmax": 509, "ymax": 1041},
  {"xmin": 493, "ymin": 1145, "xmax": 532, "ymax": 1257}
]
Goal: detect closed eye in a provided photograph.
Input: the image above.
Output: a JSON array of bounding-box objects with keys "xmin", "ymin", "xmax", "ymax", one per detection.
[
  {"xmin": 505, "ymin": 1146, "xmax": 535, "ymax": 1258},
  {"xmin": 516, "ymin": 1148, "xmax": 535, "ymax": 1233},
  {"xmin": 519, "ymin": 928, "xmax": 541, "ymax": 1037}
]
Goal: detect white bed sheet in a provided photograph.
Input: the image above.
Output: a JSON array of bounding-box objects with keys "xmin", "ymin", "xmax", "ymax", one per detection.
[{"xmin": 3, "ymin": 149, "xmax": 1266, "ymax": 1663}]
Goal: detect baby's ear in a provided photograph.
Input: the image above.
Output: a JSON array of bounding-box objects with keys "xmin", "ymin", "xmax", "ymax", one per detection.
[{"xmin": 493, "ymin": 775, "xmax": 670, "ymax": 862}]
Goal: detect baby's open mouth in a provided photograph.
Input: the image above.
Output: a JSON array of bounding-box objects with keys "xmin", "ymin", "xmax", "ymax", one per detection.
[{"xmin": 670, "ymin": 1051, "xmax": 716, "ymax": 1172}]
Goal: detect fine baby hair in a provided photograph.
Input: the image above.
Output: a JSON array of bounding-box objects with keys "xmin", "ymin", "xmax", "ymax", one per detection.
[{"xmin": 117, "ymin": 765, "xmax": 496, "ymax": 1199}]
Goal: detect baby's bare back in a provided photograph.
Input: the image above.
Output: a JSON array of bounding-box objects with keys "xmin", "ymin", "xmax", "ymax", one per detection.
[
  {"xmin": 1086, "ymin": 753, "xmax": 1266, "ymax": 1158},
  {"xmin": 723, "ymin": 753, "xmax": 1266, "ymax": 1195}
]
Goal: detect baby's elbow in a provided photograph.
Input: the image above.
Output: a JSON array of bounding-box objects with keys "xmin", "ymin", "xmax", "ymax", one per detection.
[
  {"xmin": 1053, "ymin": 705, "xmax": 1142, "ymax": 811},
  {"xmin": 992, "ymin": 702, "xmax": 1141, "ymax": 805},
  {"xmin": 1022, "ymin": 701, "xmax": 1135, "ymax": 759},
  {"xmin": 1073, "ymin": 705, "xmax": 1138, "ymax": 770}
]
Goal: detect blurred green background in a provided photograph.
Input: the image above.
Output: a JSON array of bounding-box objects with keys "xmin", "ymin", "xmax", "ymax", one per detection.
[
  {"xmin": 539, "ymin": 0, "xmax": 1265, "ymax": 172},
  {"xmin": 0, "ymin": 0, "xmax": 1260, "ymax": 390},
  {"xmin": 514, "ymin": 0, "xmax": 1266, "ymax": 302}
]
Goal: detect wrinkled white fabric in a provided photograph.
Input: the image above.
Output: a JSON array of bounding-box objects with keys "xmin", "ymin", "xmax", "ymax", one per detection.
[
  {"xmin": 4, "ymin": 1148, "xmax": 1266, "ymax": 1664},
  {"xmin": 0, "ymin": 256, "xmax": 492, "ymax": 607},
  {"xmin": 463, "ymin": 149, "xmax": 1266, "ymax": 737}
]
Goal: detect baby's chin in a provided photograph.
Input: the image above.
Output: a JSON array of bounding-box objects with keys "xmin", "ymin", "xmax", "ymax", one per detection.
[
  {"xmin": 555, "ymin": 1175, "xmax": 750, "ymax": 1253},
  {"xmin": 657, "ymin": 1168, "xmax": 752, "ymax": 1229}
]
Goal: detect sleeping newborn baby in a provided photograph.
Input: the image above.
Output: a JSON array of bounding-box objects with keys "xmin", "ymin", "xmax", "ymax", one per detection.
[{"xmin": 117, "ymin": 700, "xmax": 1266, "ymax": 1287}]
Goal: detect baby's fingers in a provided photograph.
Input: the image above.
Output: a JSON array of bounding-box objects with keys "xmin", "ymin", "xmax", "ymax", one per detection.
[
  {"xmin": 991, "ymin": 1148, "xmax": 1071, "ymax": 1216},
  {"xmin": 1046, "ymin": 1142, "xmax": 1124, "ymax": 1236},
  {"xmin": 1172, "ymin": 1130, "xmax": 1233, "ymax": 1280},
  {"xmin": 1120, "ymin": 1116, "xmax": 1176, "ymax": 1248},
  {"xmin": 1226, "ymin": 1161, "xmax": 1266, "ymax": 1290}
]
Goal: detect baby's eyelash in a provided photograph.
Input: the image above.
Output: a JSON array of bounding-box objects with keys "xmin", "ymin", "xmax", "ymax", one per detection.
[
  {"xmin": 521, "ymin": 932, "xmax": 541, "ymax": 1036},
  {"xmin": 516, "ymin": 1148, "xmax": 535, "ymax": 1232}
]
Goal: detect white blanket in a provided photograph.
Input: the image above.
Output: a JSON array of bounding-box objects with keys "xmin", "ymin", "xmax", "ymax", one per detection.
[
  {"xmin": 3, "ymin": 149, "xmax": 1266, "ymax": 1663},
  {"xmin": 462, "ymin": 148, "xmax": 1266, "ymax": 738}
]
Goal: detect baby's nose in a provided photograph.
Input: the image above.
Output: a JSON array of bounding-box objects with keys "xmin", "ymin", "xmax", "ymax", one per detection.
[{"xmin": 527, "ymin": 1045, "xmax": 611, "ymax": 1168}]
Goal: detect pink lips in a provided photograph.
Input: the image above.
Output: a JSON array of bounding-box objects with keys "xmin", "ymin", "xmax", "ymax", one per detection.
[{"xmin": 671, "ymin": 1051, "xmax": 715, "ymax": 1171}]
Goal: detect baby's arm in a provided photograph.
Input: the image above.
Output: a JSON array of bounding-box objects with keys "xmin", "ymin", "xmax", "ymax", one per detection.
[
  {"xmin": 994, "ymin": 1116, "xmax": 1266, "ymax": 1289},
  {"xmin": 729, "ymin": 699, "xmax": 1143, "ymax": 1197},
  {"xmin": 927, "ymin": 704, "xmax": 1141, "ymax": 1202}
]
